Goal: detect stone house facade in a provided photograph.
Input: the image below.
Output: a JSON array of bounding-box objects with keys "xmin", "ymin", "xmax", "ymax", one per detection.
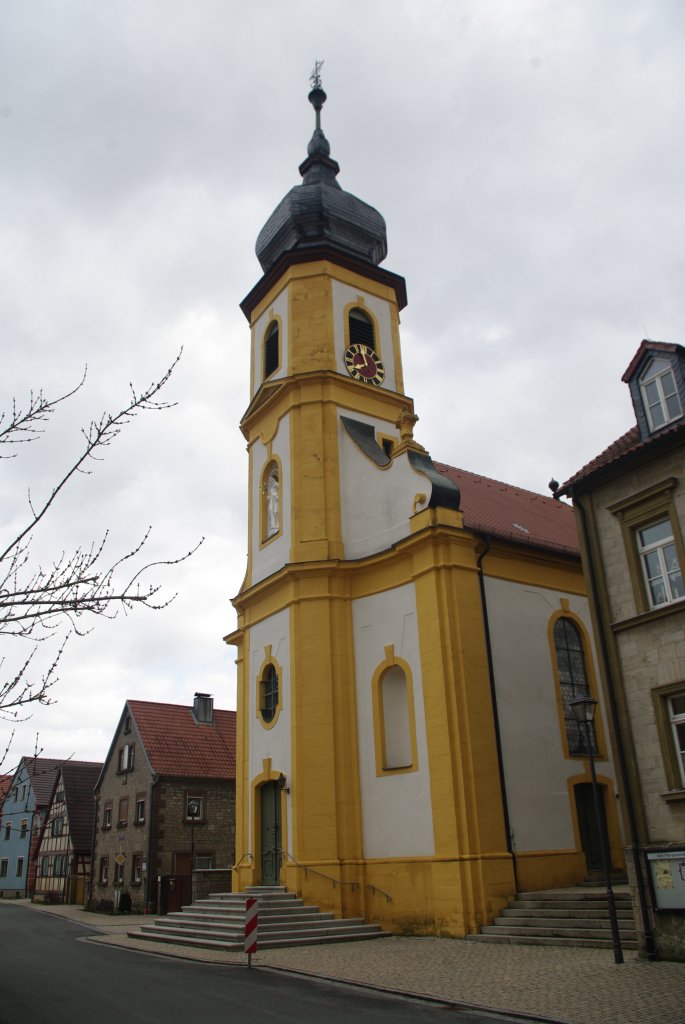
[
  {"xmin": 91, "ymin": 694, "xmax": 236, "ymax": 913},
  {"xmin": 561, "ymin": 339, "xmax": 685, "ymax": 960}
]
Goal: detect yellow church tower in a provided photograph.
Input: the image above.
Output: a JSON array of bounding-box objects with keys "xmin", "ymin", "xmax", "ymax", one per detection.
[{"xmin": 226, "ymin": 69, "xmax": 518, "ymax": 935}]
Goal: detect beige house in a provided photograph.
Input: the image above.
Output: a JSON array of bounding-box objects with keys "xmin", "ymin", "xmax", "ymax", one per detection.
[{"xmin": 561, "ymin": 339, "xmax": 685, "ymax": 961}]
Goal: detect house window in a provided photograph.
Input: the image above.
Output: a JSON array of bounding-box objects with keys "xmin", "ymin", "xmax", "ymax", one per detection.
[
  {"xmin": 113, "ymin": 860, "xmax": 124, "ymax": 886},
  {"xmin": 117, "ymin": 797, "xmax": 129, "ymax": 827},
  {"xmin": 132, "ymin": 853, "xmax": 143, "ymax": 884},
  {"xmin": 20, "ymin": 819, "xmax": 27, "ymax": 838},
  {"xmin": 134, "ymin": 795, "xmax": 146, "ymax": 825},
  {"xmin": 0, "ymin": 859, "xmax": 7, "ymax": 877},
  {"xmin": 637, "ymin": 518, "xmax": 685, "ymax": 609},
  {"xmin": 124, "ymin": 715, "xmax": 131, "ymax": 734},
  {"xmin": 40, "ymin": 856, "xmax": 49, "ymax": 877},
  {"xmin": 186, "ymin": 795, "xmax": 204, "ymax": 822},
  {"xmin": 669, "ymin": 694, "xmax": 685, "ymax": 787},
  {"xmin": 118, "ymin": 743, "xmax": 134, "ymax": 772},
  {"xmin": 16, "ymin": 857, "xmax": 24, "ymax": 877},
  {"xmin": 99, "ymin": 857, "xmax": 109, "ymax": 885},
  {"xmin": 4, "ymin": 822, "xmax": 10, "ymax": 840},
  {"xmin": 259, "ymin": 664, "xmax": 279, "ymax": 725},
  {"xmin": 195, "ymin": 855, "xmax": 213, "ymax": 869},
  {"xmin": 553, "ymin": 617, "xmax": 598, "ymax": 757},
  {"xmin": 103, "ymin": 802, "xmax": 112, "ymax": 830},
  {"xmin": 264, "ymin": 320, "xmax": 280, "ymax": 379},
  {"xmin": 640, "ymin": 357, "xmax": 683, "ymax": 431},
  {"xmin": 51, "ymin": 816, "xmax": 63, "ymax": 837},
  {"xmin": 349, "ymin": 307, "xmax": 376, "ymax": 349},
  {"xmin": 53, "ymin": 855, "xmax": 67, "ymax": 877}
]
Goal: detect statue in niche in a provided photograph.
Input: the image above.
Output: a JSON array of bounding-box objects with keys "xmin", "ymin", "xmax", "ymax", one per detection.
[{"xmin": 266, "ymin": 465, "xmax": 279, "ymax": 538}]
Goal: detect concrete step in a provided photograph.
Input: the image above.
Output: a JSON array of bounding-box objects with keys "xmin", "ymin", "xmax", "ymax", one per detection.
[
  {"xmin": 467, "ymin": 886, "xmax": 638, "ymax": 951},
  {"xmin": 129, "ymin": 884, "xmax": 390, "ymax": 950}
]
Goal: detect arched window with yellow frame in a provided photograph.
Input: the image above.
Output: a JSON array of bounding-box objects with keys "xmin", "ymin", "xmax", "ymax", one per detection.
[
  {"xmin": 552, "ymin": 616, "xmax": 599, "ymax": 757},
  {"xmin": 263, "ymin": 319, "xmax": 280, "ymax": 380},
  {"xmin": 371, "ymin": 651, "xmax": 418, "ymax": 775}
]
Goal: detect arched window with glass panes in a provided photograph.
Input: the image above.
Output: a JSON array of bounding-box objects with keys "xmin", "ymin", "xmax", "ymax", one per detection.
[{"xmin": 553, "ymin": 617, "xmax": 598, "ymax": 756}]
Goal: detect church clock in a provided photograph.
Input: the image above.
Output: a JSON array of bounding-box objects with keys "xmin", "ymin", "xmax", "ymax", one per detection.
[{"xmin": 344, "ymin": 342, "xmax": 385, "ymax": 386}]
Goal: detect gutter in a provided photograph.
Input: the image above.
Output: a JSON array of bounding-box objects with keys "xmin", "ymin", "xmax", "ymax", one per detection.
[
  {"xmin": 475, "ymin": 534, "xmax": 518, "ymax": 891},
  {"xmin": 572, "ymin": 492, "xmax": 657, "ymax": 959}
]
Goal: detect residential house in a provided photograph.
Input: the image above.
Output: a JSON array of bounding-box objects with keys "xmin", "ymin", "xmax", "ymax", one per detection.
[
  {"xmin": 0, "ymin": 757, "xmax": 61, "ymax": 898},
  {"xmin": 33, "ymin": 761, "xmax": 102, "ymax": 905},
  {"xmin": 560, "ymin": 339, "xmax": 685, "ymax": 960},
  {"xmin": 91, "ymin": 694, "xmax": 236, "ymax": 913}
]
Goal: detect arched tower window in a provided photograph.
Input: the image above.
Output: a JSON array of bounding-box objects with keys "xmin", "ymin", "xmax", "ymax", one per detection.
[
  {"xmin": 348, "ymin": 307, "xmax": 376, "ymax": 350},
  {"xmin": 262, "ymin": 461, "xmax": 279, "ymax": 540},
  {"xmin": 260, "ymin": 664, "xmax": 279, "ymax": 725},
  {"xmin": 264, "ymin": 320, "xmax": 280, "ymax": 380},
  {"xmin": 553, "ymin": 617, "xmax": 598, "ymax": 756}
]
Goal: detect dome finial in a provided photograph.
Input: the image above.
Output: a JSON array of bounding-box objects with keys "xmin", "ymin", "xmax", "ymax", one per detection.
[{"xmin": 308, "ymin": 60, "xmax": 326, "ymax": 131}]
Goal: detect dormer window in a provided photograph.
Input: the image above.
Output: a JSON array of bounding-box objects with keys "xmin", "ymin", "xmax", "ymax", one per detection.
[{"xmin": 640, "ymin": 358, "xmax": 682, "ymax": 431}]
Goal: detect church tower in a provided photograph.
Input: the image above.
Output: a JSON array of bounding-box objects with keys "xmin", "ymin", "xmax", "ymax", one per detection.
[{"xmin": 226, "ymin": 71, "xmax": 518, "ymax": 935}]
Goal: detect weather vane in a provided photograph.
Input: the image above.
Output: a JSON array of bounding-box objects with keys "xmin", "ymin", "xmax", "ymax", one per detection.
[{"xmin": 310, "ymin": 60, "xmax": 324, "ymax": 90}]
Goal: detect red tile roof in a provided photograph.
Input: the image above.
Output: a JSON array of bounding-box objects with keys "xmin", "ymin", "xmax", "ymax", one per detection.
[
  {"xmin": 127, "ymin": 701, "xmax": 236, "ymax": 780},
  {"xmin": 561, "ymin": 418, "xmax": 685, "ymax": 492},
  {"xmin": 434, "ymin": 463, "xmax": 579, "ymax": 556}
]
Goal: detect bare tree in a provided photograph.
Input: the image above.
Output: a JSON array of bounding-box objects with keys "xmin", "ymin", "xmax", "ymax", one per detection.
[{"xmin": 0, "ymin": 353, "xmax": 201, "ymax": 720}]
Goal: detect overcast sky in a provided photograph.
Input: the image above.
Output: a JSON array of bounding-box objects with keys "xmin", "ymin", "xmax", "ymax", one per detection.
[{"xmin": 2, "ymin": 1, "xmax": 683, "ymax": 769}]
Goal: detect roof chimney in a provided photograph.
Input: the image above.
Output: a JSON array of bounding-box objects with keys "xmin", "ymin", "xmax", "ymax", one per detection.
[{"xmin": 193, "ymin": 693, "xmax": 214, "ymax": 724}]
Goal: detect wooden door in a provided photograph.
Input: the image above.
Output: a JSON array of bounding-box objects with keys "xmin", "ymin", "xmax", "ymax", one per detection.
[
  {"xmin": 574, "ymin": 782, "xmax": 609, "ymax": 872},
  {"xmin": 260, "ymin": 781, "xmax": 281, "ymax": 885}
]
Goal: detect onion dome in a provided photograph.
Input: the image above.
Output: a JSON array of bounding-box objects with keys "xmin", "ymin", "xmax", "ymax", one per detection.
[{"xmin": 255, "ymin": 76, "xmax": 388, "ymax": 272}]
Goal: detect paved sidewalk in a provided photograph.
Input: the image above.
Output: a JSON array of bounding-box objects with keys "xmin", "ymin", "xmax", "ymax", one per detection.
[{"xmin": 7, "ymin": 900, "xmax": 685, "ymax": 1024}]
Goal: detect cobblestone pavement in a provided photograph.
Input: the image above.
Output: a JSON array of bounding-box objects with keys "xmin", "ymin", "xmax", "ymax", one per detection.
[{"xmin": 6, "ymin": 900, "xmax": 685, "ymax": 1024}]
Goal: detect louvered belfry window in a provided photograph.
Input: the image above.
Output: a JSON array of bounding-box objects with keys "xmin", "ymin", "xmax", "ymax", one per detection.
[
  {"xmin": 349, "ymin": 308, "xmax": 375, "ymax": 349},
  {"xmin": 264, "ymin": 321, "xmax": 279, "ymax": 379}
]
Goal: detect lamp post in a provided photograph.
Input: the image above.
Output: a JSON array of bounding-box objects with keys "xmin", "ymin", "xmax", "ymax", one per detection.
[
  {"xmin": 187, "ymin": 798, "xmax": 201, "ymax": 906},
  {"xmin": 569, "ymin": 695, "xmax": 624, "ymax": 964}
]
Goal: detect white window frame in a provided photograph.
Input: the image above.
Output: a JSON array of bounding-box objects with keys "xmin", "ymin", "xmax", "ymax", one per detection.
[
  {"xmin": 640, "ymin": 358, "xmax": 683, "ymax": 431},
  {"xmin": 637, "ymin": 518, "xmax": 685, "ymax": 609},
  {"xmin": 134, "ymin": 796, "xmax": 146, "ymax": 824},
  {"xmin": 668, "ymin": 694, "xmax": 685, "ymax": 788}
]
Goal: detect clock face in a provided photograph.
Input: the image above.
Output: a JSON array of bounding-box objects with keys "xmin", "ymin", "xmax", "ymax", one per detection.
[{"xmin": 344, "ymin": 343, "xmax": 385, "ymax": 386}]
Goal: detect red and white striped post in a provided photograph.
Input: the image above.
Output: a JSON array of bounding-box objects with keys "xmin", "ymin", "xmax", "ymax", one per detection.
[{"xmin": 244, "ymin": 896, "xmax": 259, "ymax": 967}]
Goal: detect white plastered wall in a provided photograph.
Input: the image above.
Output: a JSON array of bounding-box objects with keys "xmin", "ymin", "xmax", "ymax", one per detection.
[
  {"xmin": 483, "ymin": 577, "xmax": 621, "ymax": 852},
  {"xmin": 352, "ymin": 583, "xmax": 435, "ymax": 858},
  {"xmin": 251, "ymin": 285, "xmax": 288, "ymax": 399},
  {"xmin": 250, "ymin": 414, "xmax": 291, "ymax": 586},
  {"xmin": 247, "ymin": 607, "xmax": 292, "ymax": 855},
  {"xmin": 339, "ymin": 410, "xmax": 429, "ymax": 559},
  {"xmin": 331, "ymin": 279, "xmax": 398, "ymax": 391}
]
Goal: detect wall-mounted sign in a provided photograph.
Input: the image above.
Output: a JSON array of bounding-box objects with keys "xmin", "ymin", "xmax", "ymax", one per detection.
[{"xmin": 646, "ymin": 850, "xmax": 685, "ymax": 911}]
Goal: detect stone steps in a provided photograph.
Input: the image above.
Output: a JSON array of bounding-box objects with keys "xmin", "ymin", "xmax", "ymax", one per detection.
[
  {"xmin": 129, "ymin": 885, "xmax": 390, "ymax": 951},
  {"xmin": 467, "ymin": 887, "xmax": 638, "ymax": 950}
]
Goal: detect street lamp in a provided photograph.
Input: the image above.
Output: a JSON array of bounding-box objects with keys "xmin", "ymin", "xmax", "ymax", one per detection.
[
  {"xmin": 187, "ymin": 798, "xmax": 201, "ymax": 906},
  {"xmin": 569, "ymin": 695, "xmax": 624, "ymax": 964}
]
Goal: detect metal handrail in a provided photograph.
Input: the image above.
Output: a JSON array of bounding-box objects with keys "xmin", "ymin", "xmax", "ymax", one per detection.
[
  {"xmin": 366, "ymin": 883, "xmax": 393, "ymax": 903},
  {"xmin": 230, "ymin": 851, "xmax": 253, "ymax": 871},
  {"xmin": 281, "ymin": 850, "xmax": 359, "ymax": 891}
]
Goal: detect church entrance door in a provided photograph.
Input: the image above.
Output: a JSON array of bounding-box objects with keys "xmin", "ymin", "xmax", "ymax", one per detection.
[
  {"xmin": 260, "ymin": 781, "xmax": 282, "ymax": 886},
  {"xmin": 574, "ymin": 782, "xmax": 609, "ymax": 873}
]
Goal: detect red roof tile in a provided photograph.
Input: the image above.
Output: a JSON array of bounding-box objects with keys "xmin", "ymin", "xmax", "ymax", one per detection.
[
  {"xmin": 127, "ymin": 701, "xmax": 236, "ymax": 780},
  {"xmin": 562, "ymin": 418, "xmax": 685, "ymax": 492},
  {"xmin": 434, "ymin": 463, "xmax": 579, "ymax": 556}
]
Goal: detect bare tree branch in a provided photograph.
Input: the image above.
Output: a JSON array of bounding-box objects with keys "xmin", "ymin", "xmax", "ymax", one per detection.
[{"xmin": 0, "ymin": 351, "xmax": 202, "ymax": 723}]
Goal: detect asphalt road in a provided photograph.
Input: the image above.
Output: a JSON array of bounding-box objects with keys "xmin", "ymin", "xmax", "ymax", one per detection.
[{"xmin": 0, "ymin": 905, "xmax": 540, "ymax": 1024}]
